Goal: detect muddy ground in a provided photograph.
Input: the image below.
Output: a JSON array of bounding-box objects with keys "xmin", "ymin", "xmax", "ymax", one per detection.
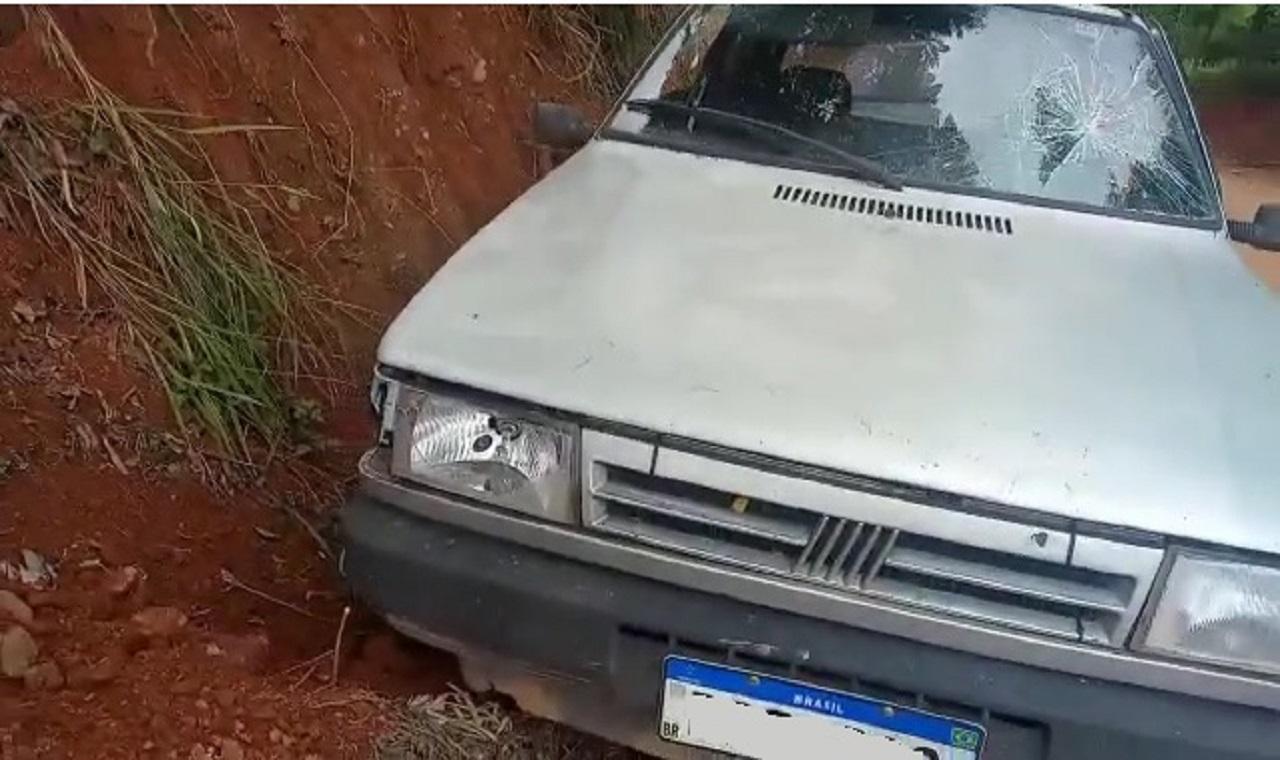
[{"xmin": 0, "ymin": 7, "xmax": 1278, "ymax": 760}]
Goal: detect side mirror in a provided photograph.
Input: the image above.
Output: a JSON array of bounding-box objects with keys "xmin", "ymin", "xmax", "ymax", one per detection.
[
  {"xmin": 532, "ymin": 102, "xmax": 593, "ymax": 151},
  {"xmin": 1228, "ymin": 204, "xmax": 1280, "ymax": 252}
]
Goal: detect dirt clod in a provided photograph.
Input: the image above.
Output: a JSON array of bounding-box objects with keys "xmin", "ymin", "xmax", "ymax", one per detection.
[
  {"xmin": 21, "ymin": 660, "xmax": 63, "ymax": 690},
  {"xmin": 9, "ymin": 299, "xmax": 39, "ymax": 324},
  {"xmin": 65, "ymin": 652, "xmax": 124, "ymax": 689},
  {"xmin": 100, "ymin": 565, "xmax": 142, "ymax": 597},
  {"xmin": 0, "ymin": 590, "xmax": 34, "ymax": 627},
  {"xmin": 0, "ymin": 625, "xmax": 38, "ymax": 677},
  {"xmin": 129, "ymin": 605, "xmax": 187, "ymax": 640},
  {"xmin": 205, "ymin": 632, "xmax": 270, "ymax": 674}
]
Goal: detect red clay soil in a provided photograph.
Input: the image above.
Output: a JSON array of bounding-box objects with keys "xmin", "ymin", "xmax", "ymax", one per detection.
[
  {"xmin": 0, "ymin": 6, "xmax": 589, "ymax": 759},
  {"xmin": 1199, "ymin": 98, "xmax": 1280, "ymax": 166}
]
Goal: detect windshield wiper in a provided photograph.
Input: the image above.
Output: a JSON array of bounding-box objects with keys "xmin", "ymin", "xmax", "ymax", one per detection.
[{"xmin": 624, "ymin": 98, "xmax": 903, "ymax": 191}]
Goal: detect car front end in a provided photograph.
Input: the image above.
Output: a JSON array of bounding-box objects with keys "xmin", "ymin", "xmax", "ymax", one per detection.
[{"xmin": 342, "ymin": 5, "xmax": 1280, "ymax": 759}]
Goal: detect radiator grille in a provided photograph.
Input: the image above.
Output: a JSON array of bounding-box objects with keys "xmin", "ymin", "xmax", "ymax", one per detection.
[{"xmin": 587, "ymin": 461, "xmax": 1152, "ymax": 646}]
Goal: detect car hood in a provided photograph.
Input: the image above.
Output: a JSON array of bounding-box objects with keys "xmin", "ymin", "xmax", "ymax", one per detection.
[{"xmin": 380, "ymin": 139, "xmax": 1280, "ymax": 554}]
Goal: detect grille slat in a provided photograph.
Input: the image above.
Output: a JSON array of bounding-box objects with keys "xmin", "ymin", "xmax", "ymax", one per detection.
[
  {"xmin": 864, "ymin": 528, "xmax": 900, "ymax": 583},
  {"xmin": 596, "ymin": 506, "xmax": 795, "ymax": 574},
  {"xmin": 846, "ymin": 525, "xmax": 884, "ymax": 584},
  {"xmin": 884, "ymin": 546, "xmax": 1129, "ymax": 613},
  {"xmin": 587, "ymin": 456, "xmax": 1155, "ymax": 647},
  {"xmin": 825, "ymin": 521, "xmax": 865, "ymax": 581},
  {"xmin": 595, "ymin": 476, "xmax": 811, "ymax": 547},
  {"xmin": 864, "ymin": 575, "xmax": 1081, "ymax": 640},
  {"xmin": 794, "ymin": 514, "xmax": 829, "ymax": 569},
  {"xmin": 809, "ymin": 518, "xmax": 848, "ymax": 575}
]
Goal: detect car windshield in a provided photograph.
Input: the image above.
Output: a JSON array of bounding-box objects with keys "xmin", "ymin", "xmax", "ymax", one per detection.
[{"xmin": 611, "ymin": 5, "xmax": 1217, "ymax": 221}]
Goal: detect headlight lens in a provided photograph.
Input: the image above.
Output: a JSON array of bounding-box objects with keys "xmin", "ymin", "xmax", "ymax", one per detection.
[
  {"xmin": 392, "ymin": 389, "xmax": 577, "ymax": 522},
  {"xmin": 1141, "ymin": 551, "xmax": 1280, "ymax": 675}
]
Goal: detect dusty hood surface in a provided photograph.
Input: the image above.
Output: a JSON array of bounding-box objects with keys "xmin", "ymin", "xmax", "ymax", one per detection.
[{"xmin": 380, "ymin": 139, "xmax": 1280, "ymax": 554}]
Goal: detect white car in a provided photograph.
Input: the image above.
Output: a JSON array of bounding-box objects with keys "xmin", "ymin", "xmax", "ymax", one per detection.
[{"xmin": 342, "ymin": 6, "xmax": 1280, "ymax": 759}]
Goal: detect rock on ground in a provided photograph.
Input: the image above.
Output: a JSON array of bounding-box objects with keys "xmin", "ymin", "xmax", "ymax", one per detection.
[
  {"xmin": 0, "ymin": 590, "xmax": 34, "ymax": 627},
  {"xmin": 0, "ymin": 625, "xmax": 38, "ymax": 677}
]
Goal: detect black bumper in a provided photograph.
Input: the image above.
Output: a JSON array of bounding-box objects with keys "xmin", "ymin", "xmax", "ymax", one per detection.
[{"xmin": 341, "ymin": 493, "xmax": 1280, "ymax": 760}]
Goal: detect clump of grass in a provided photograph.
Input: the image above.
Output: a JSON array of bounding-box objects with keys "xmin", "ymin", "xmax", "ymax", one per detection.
[
  {"xmin": 526, "ymin": 6, "xmax": 679, "ymax": 102},
  {"xmin": 0, "ymin": 10, "xmax": 324, "ymax": 462},
  {"xmin": 375, "ymin": 687, "xmax": 629, "ymax": 760}
]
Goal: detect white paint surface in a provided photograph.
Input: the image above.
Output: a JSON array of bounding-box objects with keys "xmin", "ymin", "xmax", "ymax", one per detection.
[{"xmin": 379, "ymin": 138, "xmax": 1280, "ymax": 553}]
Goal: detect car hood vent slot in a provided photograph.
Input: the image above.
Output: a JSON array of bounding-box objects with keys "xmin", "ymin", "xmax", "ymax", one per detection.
[{"xmin": 774, "ymin": 183, "xmax": 1013, "ymax": 235}]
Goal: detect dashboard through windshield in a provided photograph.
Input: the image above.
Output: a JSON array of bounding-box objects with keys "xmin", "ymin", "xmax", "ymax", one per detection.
[{"xmin": 610, "ymin": 6, "xmax": 1218, "ymax": 222}]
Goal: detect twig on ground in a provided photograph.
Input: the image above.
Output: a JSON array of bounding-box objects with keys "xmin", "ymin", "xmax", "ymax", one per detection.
[
  {"xmin": 277, "ymin": 495, "xmax": 332, "ymax": 559},
  {"xmin": 219, "ymin": 567, "xmax": 324, "ymax": 619},
  {"xmin": 276, "ymin": 649, "xmax": 329, "ymax": 677},
  {"xmin": 101, "ymin": 437, "xmax": 130, "ymax": 476},
  {"xmin": 288, "ymin": 656, "xmax": 323, "ymax": 691},
  {"xmin": 330, "ymin": 604, "xmax": 351, "ymax": 686}
]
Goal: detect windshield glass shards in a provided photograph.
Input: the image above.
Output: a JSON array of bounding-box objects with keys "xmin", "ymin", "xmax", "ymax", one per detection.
[{"xmin": 611, "ymin": 6, "xmax": 1216, "ymax": 220}]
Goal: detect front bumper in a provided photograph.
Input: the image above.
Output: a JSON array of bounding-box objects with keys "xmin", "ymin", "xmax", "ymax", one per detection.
[{"xmin": 341, "ymin": 491, "xmax": 1280, "ymax": 759}]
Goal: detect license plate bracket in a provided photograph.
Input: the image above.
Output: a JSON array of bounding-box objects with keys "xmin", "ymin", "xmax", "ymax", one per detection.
[{"xmin": 659, "ymin": 656, "xmax": 985, "ymax": 759}]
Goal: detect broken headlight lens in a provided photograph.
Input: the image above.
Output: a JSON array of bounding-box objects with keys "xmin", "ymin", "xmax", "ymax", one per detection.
[
  {"xmin": 394, "ymin": 389, "xmax": 576, "ymax": 522},
  {"xmin": 1140, "ymin": 551, "xmax": 1280, "ymax": 676}
]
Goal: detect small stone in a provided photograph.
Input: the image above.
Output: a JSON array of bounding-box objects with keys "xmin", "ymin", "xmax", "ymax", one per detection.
[
  {"xmin": 471, "ymin": 58, "xmax": 487, "ymax": 84},
  {"xmin": 214, "ymin": 688, "xmax": 237, "ymax": 709},
  {"xmin": 195, "ymin": 699, "xmax": 209, "ymax": 711},
  {"xmin": 285, "ymin": 194, "xmax": 302, "ymax": 213},
  {"xmin": 21, "ymin": 660, "xmax": 62, "ymax": 690},
  {"xmin": 10, "ymin": 299, "xmax": 38, "ymax": 324},
  {"xmin": 217, "ymin": 738, "xmax": 245, "ymax": 760},
  {"xmin": 0, "ymin": 625, "xmax": 37, "ymax": 677},
  {"xmin": 170, "ymin": 677, "xmax": 200, "ymax": 695},
  {"xmin": 188, "ymin": 745, "xmax": 213, "ymax": 760},
  {"xmin": 101, "ymin": 566, "xmax": 141, "ymax": 597},
  {"xmin": 0, "ymin": 591, "xmax": 34, "ymax": 628},
  {"xmin": 130, "ymin": 606, "xmax": 187, "ymax": 639},
  {"xmin": 267, "ymin": 728, "xmax": 282, "ymax": 744}
]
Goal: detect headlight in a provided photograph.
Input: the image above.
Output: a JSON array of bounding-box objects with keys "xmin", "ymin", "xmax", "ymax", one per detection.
[
  {"xmin": 391, "ymin": 387, "xmax": 577, "ymax": 523},
  {"xmin": 1140, "ymin": 550, "xmax": 1280, "ymax": 675}
]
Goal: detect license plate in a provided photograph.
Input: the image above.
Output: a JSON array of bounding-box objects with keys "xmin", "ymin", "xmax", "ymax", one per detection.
[{"xmin": 659, "ymin": 657, "xmax": 985, "ymax": 760}]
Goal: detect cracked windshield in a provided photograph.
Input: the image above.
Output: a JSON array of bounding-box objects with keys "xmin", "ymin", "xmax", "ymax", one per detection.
[{"xmin": 615, "ymin": 5, "xmax": 1217, "ymax": 219}]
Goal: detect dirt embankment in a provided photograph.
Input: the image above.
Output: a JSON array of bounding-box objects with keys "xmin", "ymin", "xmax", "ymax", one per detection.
[{"xmin": 0, "ymin": 6, "xmax": 592, "ymax": 759}]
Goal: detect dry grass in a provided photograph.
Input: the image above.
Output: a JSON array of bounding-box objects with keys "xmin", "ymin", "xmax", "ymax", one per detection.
[
  {"xmin": 526, "ymin": 6, "xmax": 679, "ymax": 102},
  {"xmin": 375, "ymin": 687, "xmax": 633, "ymax": 760},
  {"xmin": 0, "ymin": 10, "xmax": 326, "ymax": 462}
]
